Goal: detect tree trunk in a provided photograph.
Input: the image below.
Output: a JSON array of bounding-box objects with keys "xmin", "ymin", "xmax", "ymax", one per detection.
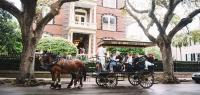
[
  {"xmin": 157, "ymin": 35, "xmax": 180, "ymax": 84},
  {"xmin": 17, "ymin": 43, "xmax": 36, "ymax": 84},
  {"xmin": 16, "ymin": 9, "xmax": 41, "ymax": 85}
]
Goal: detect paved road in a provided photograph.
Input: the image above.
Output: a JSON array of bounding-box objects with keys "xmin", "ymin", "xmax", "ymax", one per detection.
[{"xmin": 0, "ymin": 77, "xmax": 199, "ymax": 95}]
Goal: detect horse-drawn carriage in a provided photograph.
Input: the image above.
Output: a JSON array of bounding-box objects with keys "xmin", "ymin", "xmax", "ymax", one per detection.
[
  {"xmin": 39, "ymin": 39, "xmax": 156, "ymax": 89},
  {"xmin": 95, "ymin": 39, "xmax": 157, "ymax": 89}
]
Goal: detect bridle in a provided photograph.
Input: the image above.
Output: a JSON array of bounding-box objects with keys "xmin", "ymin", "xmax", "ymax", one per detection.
[{"xmin": 39, "ymin": 54, "xmax": 51, "ymax": 67}]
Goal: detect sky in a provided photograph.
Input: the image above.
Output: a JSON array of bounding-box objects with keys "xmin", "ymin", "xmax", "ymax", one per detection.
[
  {"xmin": 8, "ymin": 0, "xmax": 21, "ymax": 9},
  {"xmin": 126, "ymin": 0, "xmax": 200, "ymax": 41}
]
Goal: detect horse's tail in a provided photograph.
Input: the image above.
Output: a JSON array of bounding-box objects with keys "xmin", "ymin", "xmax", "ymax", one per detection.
[{"xmin": 83, "ymin": 63, "xmax": 87, "ymax": 81}]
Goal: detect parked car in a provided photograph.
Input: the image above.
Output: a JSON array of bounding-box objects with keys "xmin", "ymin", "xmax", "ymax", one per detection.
[{"xmin": 192, "ymin": 72, "xmax": 200, "ymax": 83}]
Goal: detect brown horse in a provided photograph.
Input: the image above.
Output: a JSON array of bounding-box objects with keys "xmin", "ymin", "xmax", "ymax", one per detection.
[{"xmin": 39, "ymin": 52, "xmax": 86, "ymax": 89}]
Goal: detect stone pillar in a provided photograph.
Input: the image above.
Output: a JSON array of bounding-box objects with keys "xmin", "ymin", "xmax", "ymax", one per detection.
[
  {"xmin": 93, "ymin": 34, "xmax": 96, "ymax": 55},
  {"xmin": 88, "ymin": 34, "xmax": 92, "ymax": 57},
  {"xmin": 70, "ymin": 32, "xmax": 73, "ymax": 42},
  {"xmin": 68, "ymin": 30, "xmax": 71, "ymax": 41},
  {"xmin": 89, "ymin": 7, "xmax": 93, "ymax": 27}
]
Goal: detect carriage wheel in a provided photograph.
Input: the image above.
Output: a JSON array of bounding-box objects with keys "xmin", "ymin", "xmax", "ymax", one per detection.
[
  {"xmin": 138, "ymin": 70, "xmax": 154, "ymax": 88},
  {"xmin": 105, "ymin": 74, "xmax": 118, "ymax": 88},
  {"xmin": 96, "ymin": 75, "xmax": 106, "ymax": 86},
  {"xmin": 128, "ymin": 74, "xmax": 139, "ymax": 86}
]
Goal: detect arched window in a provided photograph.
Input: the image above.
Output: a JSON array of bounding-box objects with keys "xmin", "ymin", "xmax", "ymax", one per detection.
[
  {"xmin": 102, "ymin": 15, "xmax": 116, "ymax": 31},
  {"xmin": 103, "ymin": 0, "xmax": 116, "ymax": 8}
]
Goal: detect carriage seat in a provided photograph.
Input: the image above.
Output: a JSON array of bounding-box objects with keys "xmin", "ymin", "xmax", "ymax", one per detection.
[
  {"xmin": 125, "ymin": 64, "xmax": 134, "ymax": 72},
  {"xmin": 113, "ymin": 65, "xmax": 122, "ymax": 72}
]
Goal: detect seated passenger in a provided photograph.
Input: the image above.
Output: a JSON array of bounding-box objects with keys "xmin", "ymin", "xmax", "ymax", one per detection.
[
  {"xmin": 109, "ymin": 51, "xmax": 123, "ymax": 73},
  {"xmin": 133, "ymin": 54, "xmax": 140, "ymax": 71},
  {"xmin": 110, "ymin": 52, "xmax": 116, "ymax": 63},
  {"xmin": 121, "ymin": 54, "xmax": 128, "ymax": 70},
  {"xmin": 96, "ymin": 57, "xmax": 102, "ymax": 72},
  {"xmin": 145, "ymin": 54, "xmax": 155, "ymax": 72},
  {"xmin": 136, "ymin": 54, "xmax": 146, "ymax": 69},
  {"xmin": 105, "ymin": 53, "xmax": 116, "ymax": 71},
  {"xmin": 122, "ymin": 53, "xmax": 133, "ymax": 71}
]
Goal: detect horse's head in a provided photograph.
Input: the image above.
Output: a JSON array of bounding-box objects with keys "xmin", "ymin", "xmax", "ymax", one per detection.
[{"xmin": 39, "ymin": 52, "xmax": 54, "ymax": 69}]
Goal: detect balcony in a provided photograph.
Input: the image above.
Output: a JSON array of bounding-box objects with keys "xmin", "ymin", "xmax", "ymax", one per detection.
[{"xmin": 69, "ymin": 21, "xmax": 96, "ymax": 30}]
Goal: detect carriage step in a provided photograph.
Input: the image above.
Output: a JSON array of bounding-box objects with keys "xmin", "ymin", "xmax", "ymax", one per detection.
[
  {"xmin": 117, "ymin": 74, "xmax": 126, "ymax": 81},
  {"xmin": 117, "ymin": 76, "xmax": 126, "ymax": 77},
  {"xmin": 117, "ymin": 79, "xmax": 125, "ymax": 81}
]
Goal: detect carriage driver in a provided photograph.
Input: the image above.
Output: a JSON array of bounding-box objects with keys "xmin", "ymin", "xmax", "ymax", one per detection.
[{"xmin": 96, "ymin": 45, "xmax": 107, "ymax": 71}]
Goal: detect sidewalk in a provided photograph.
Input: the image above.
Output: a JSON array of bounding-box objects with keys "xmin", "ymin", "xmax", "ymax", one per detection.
[{"xmin": 0, "ymin": 71, "xmax": 194, "ymax": 83}]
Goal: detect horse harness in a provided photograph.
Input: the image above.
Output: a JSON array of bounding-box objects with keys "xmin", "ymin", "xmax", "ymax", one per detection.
[{"xmin": 55, "ymin": 59, "xmax": 82, "ymax": 76}]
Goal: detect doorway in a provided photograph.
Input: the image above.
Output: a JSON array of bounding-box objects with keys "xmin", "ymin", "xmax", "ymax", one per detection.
[{"xmin": 73, "ymin": 33, "xmax": 89, "ymax": 54}]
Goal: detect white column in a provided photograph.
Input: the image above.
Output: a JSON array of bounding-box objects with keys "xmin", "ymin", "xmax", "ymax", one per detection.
[
  {"xmin": 88, "ymin": 34, "xmax": 92, "ymax": 57},
  {"xmin": 93, "ymin": 34, "xmax": 96, "ymax": 55},
  {"xmin": 68, "ymin": 33, "xmax": 71, "ymax": 41},
  {"xmin": 89, "ymin": 7, "xmax": 92, "ymax": 27},
  {"xmin": 68, "ymin": 30, "xmax": 71, "ymax": 41},
  {"xmin": 70, "ymin": 32, "xmax": 73, "ymax": 42},
  {"xmin": 94, "ymin": 5, "xmax": 96, "ymax": 24}
]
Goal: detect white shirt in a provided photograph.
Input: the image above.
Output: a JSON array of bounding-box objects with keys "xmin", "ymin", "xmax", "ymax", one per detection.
[
  {"xmin": 97, "ymin": 46, "xmax": 106, "ymax": 57},
  {"xmin": 126, "ymin": 56, "xmax": 132, "ymax": 64}
]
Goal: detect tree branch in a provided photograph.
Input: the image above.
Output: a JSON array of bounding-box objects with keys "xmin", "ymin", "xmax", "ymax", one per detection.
[
  {"xmin": 35, "ymin": 0, "xmax": 78, "ymax": 34},
  {"xmin": 168, "ymin": 8, "xmax": 200, "ymax": 39},
  {"xmin": 126, "ymin": 9, "xmax": 145, "ymax": 31},
  {"xmin": 149, "ymin": 0, "xmax": 165, "ymax": 35},
  {"xmin": 162, "ymin": 0, "xmax": 168, "ymax": 8},
  {"xmin": 127, "ymin": 0, "xmax": 149, "ymax": 14},
  {"xmin": 23, "ymin": 0, "xmax": 37, "ymax": 27},
  {"xmin": 126, "ymin": 8, "xmax": 156, "ymax": 43},
  {"xmin": 145, "ymin": 20, "xmax": 157, "ymax": 42},
  {"xmin": 162, "ymin": 0, "xmax": 181, "ymax": 31},
  {"xmin": 0, "ymin": 0, "xmax": 22, "ymax": 21},
  {"xmin": 162, "ymin": 0, "xmax": 175, "ymax": 30}
]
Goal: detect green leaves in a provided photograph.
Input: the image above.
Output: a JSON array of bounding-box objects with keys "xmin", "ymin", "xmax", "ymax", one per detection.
[
  {"xmin": 37, "ymin": 37, "xmax": 78, "ymax": 55},
  {"xmin": 190, "ymin": 30, "xmax": 200, "ymax": 44},
  {"xmin": 172, "ymin": 33, "xmax": 189, "ymax": 47},
  {"xmin": 107, "ymin": 47, "xmax": 145, "ymax": 55},
  {"xmin": 0, "ymin": 8, "xmax": 22, "ymax": 54}
]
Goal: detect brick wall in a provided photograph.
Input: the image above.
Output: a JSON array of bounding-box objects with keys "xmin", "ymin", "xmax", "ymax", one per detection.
[{"xmin": 96, "ymin": 0, "xmax": 125, "ymax": 43}]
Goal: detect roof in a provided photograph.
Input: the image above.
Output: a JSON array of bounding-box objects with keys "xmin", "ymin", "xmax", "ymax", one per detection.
[{"xmin": 97, "ymin": 39, "xmax": 157, "ymax": 48}]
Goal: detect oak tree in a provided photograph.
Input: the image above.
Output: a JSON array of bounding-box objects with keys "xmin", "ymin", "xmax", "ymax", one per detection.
[
  {"xmin": 125, "ymin": 0, "xmax": 200, "ymax": 83},
  {"xmin": 0, "ymin": 0, "xmax": 78, "ymax": 85}
]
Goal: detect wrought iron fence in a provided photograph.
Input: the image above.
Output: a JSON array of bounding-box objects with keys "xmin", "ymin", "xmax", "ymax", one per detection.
[
  {"xmin": 154, "ymin": 61, "xmax": 200, "ymax": 72},
  {"xmin": 0, "ymin": 53, "xmax": 45, "ymax": 71},
  {"xmin": 0, "ymin": 53, "xmax": 21, "ymax": 70},
  {"xmin": 0, "ymin": 53, "xmax": 200, "ymax": 72}
]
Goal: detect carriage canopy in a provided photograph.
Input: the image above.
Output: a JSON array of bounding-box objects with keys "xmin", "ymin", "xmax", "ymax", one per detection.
[{"xmin": 97, "ymin": 39, "xmax": 157, "ymax": 48}]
